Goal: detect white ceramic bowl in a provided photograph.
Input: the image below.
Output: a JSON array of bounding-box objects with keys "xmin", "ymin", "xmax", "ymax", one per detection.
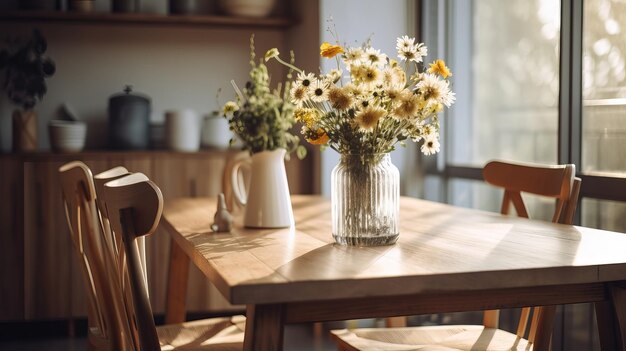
[
  {"xmin": 219, "ymin": 0, "xmax": 276, "ymax": 17},
  {"xmin": 49, "ymin": 120, "xmax": 87, "ymax": 152}
]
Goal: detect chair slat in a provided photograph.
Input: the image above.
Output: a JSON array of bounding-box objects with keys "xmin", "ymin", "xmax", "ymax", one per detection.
[
  {"xmin": 516, "ymin": 307, "xmax": 531, "ymax": 338},
  {"xmin": 560, "ymin": 177, "xmax": 582, "ymax": 225},
  {"xmin": 483, "ymin": 310, "xmax": 499, "ymax": 329},
  {"xmin": 508, "ymin": 191, "xmax": 529, "ymax": 218}
]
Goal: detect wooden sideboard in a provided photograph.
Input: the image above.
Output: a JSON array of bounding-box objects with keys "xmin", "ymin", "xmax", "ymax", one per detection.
[{"xmin": 0, "ymin": 149, "xmax": 317, "ymax": 321}]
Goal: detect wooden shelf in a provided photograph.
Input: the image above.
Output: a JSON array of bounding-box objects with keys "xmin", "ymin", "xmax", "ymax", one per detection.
[
  {"xmin": 0, "ymin": 149, "xmax": 239, "ymax": 162},
  {"xmin": 0, "ymin": 10, "xmax": 296, "ymax": 29}
]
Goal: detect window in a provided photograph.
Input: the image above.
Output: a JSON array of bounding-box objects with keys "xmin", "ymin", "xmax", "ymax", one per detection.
[
  {"xmin": 446, "ymin": 0, "xmax": 560, "ymax": 166},
  {"xmin": 421, "ymin": 0, "xmax": 626, "ymax": 231}
]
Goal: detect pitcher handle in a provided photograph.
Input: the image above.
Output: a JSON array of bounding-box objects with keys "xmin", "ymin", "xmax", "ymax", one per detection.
[{"xmin": 231, "ymin": 158, "xmax": 252, "ymax": 207}]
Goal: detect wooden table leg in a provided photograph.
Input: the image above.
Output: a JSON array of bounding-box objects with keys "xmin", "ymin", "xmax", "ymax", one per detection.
[
  {"xmin": 612, "ymin": 285, "xmax": 626, "ymax": 350},
  {"xmin": 596, "ymin": 284, "xmax": 626, "ymax": 351},
  {"xmin": 531, "ymin": 305, "xmax": 557, "ymax": 351},
  {"xmin": 596, "ymin": 300, "xmax": 620, "ymax": 351},
  {"xmin": 165, "ymin": 238, "xmax": 189, "ymax": 324},
  {"xmin": 244, "ymin": 304, "xmax": 285, "ymax": 351}
]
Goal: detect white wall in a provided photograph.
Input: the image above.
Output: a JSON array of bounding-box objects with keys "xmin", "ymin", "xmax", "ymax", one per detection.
[{"xmin": 319, "ymin": 0, "xmax": 415, "ymax": 196}]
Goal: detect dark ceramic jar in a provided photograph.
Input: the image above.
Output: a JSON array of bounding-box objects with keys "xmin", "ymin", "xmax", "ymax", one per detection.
[
  {"xmin": 108, "ymin": 85, "xmax": 151, "ymax": 150},
  {"xmin": 112, "ymin": 0, "xmax": 139, "ymax": 13}
]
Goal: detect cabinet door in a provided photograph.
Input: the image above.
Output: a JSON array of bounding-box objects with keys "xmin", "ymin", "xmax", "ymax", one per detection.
[
  {"xmin": 24, "ymin": 160, "xmax": 74, "ymax": 319},
  {"xmin": 0, "ymin": 157, "xmax": 24, "ymax": 320}
]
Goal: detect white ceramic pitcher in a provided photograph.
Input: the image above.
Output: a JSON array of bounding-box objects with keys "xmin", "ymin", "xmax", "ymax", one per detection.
[{"xmin": 231, "ymin": 148, "xmax": 294, "ymax": 228}]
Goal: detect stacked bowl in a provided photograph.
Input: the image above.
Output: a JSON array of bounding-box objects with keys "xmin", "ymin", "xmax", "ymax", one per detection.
[{"xmin": 49, "ymin": 120, "xmax": 87, "ymax": 152}]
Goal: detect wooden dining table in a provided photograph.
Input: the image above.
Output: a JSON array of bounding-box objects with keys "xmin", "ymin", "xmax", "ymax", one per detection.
[{"xmin": 161, "ymin": 195, "xmax": 626, "ymax": 351}]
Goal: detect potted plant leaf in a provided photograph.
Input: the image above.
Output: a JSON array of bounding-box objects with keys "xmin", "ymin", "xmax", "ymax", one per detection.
[{"xmin": 0, "ymin": 29, "xmax": 56, "ymax": 152}]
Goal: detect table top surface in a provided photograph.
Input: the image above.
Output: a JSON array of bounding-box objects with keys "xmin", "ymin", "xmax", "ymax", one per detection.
[{"xmin": 161, "ymin": 195, "xmax": 626, "ymax": 305}]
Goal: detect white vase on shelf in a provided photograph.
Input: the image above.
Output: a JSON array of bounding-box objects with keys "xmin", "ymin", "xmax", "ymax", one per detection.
[
  {"xmin": 201, "ymin": 114, "xmax": 231, "ymax": 149},
  {"xmin": 165, "ymin": 109, "xmax": 200, "ymax": 152}
]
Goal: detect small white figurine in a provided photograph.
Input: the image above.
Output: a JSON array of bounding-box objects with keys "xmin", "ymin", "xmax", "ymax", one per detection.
[{"xmin": 211, "ymin": 193, "xmax": 233, "ymax": 233}]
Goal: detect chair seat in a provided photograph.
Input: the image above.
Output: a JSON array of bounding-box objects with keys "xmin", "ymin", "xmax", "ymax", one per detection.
[
  {"xmin": 331, "ymin": 325, "xmax": 532, "ymax": 351},
  {"xmin": 157, "ymin": 315, "xmax": 245, "ymax": 351}
]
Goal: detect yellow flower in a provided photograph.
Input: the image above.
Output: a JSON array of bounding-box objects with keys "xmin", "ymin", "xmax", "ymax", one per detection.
[
  {"xmin": 428, "ymin": 59, "xmax": 452, "ymax": 78},
  {"xmin": 294, "ymin": 108, "xmax": 318, "ymax": 127},
  {"xmin": 307, "ymin": 128, "xmax": 330, "ymax": 145},
  {"xmin": 344, "ymin": 83, "xmax": 363, "ymax": 98},
  {"xmin": 393, "ymin": 67, "xmax": 407, "ymax": 87},
  {"xmin": 222, "ymin": 101, "xmax": 239, "ymax": 116},
  {"xmin": 359, "ymin": 65, "xmax": 381, "ymax": 87},
  {"xmin": 328, "ymin": 86, "xmax": 354, "ymax": 110},
  {"xmin": 393, "ymin": 93, "xmax": 420, "ymax": 119},
  {"xmin": 350, "ymin": 64, "xmax": 366, "ymax": 81},
  {"xmin": 355, "ymin": 106, "xmax": 386, "ymax": 131},
  {"xmin": 264, "ymin": 48, "xmax": 280, "ymax": 62},
  {"xmin": 386, "ymin": 88, "xmax": 405, "ymax": 105},
  {"xmin": 320, "ymin": 42, "xmax": 344, "ymax": 58}
]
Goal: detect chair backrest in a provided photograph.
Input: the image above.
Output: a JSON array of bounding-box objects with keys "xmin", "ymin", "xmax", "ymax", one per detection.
[
  {"xmin": 59, "ymin": 161, "xmax": 129, "ymax": 350},
  {"xmin": 482, "ymin": 160, "xmax": 582, "ymax": 345},
  {"xmin": 102, "ymin": 173, "xmax": 164, "ymax": 351}
]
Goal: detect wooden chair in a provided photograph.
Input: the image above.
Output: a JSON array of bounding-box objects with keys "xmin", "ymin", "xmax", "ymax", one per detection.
[
  {"xmin": 102, "ymin": 172, "xmax": 246, "ymax": 350},
  {"xmin": 60, "ymin": 161, "xmax": 245, "ymax": 350},
  {"xmin": 330, "ymin": 160, "xmax": 582, "ymax": 351}
]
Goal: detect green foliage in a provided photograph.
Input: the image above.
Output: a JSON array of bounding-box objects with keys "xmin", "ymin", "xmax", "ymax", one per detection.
[{"xmin": 223, "ymin": 35, "xmax": 305, "ymax": 160}]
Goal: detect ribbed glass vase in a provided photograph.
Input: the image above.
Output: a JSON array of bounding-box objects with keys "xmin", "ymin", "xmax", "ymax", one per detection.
[{"xmin": 331, "ymin": 153, "xmax": 400, "ymax": 246}]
